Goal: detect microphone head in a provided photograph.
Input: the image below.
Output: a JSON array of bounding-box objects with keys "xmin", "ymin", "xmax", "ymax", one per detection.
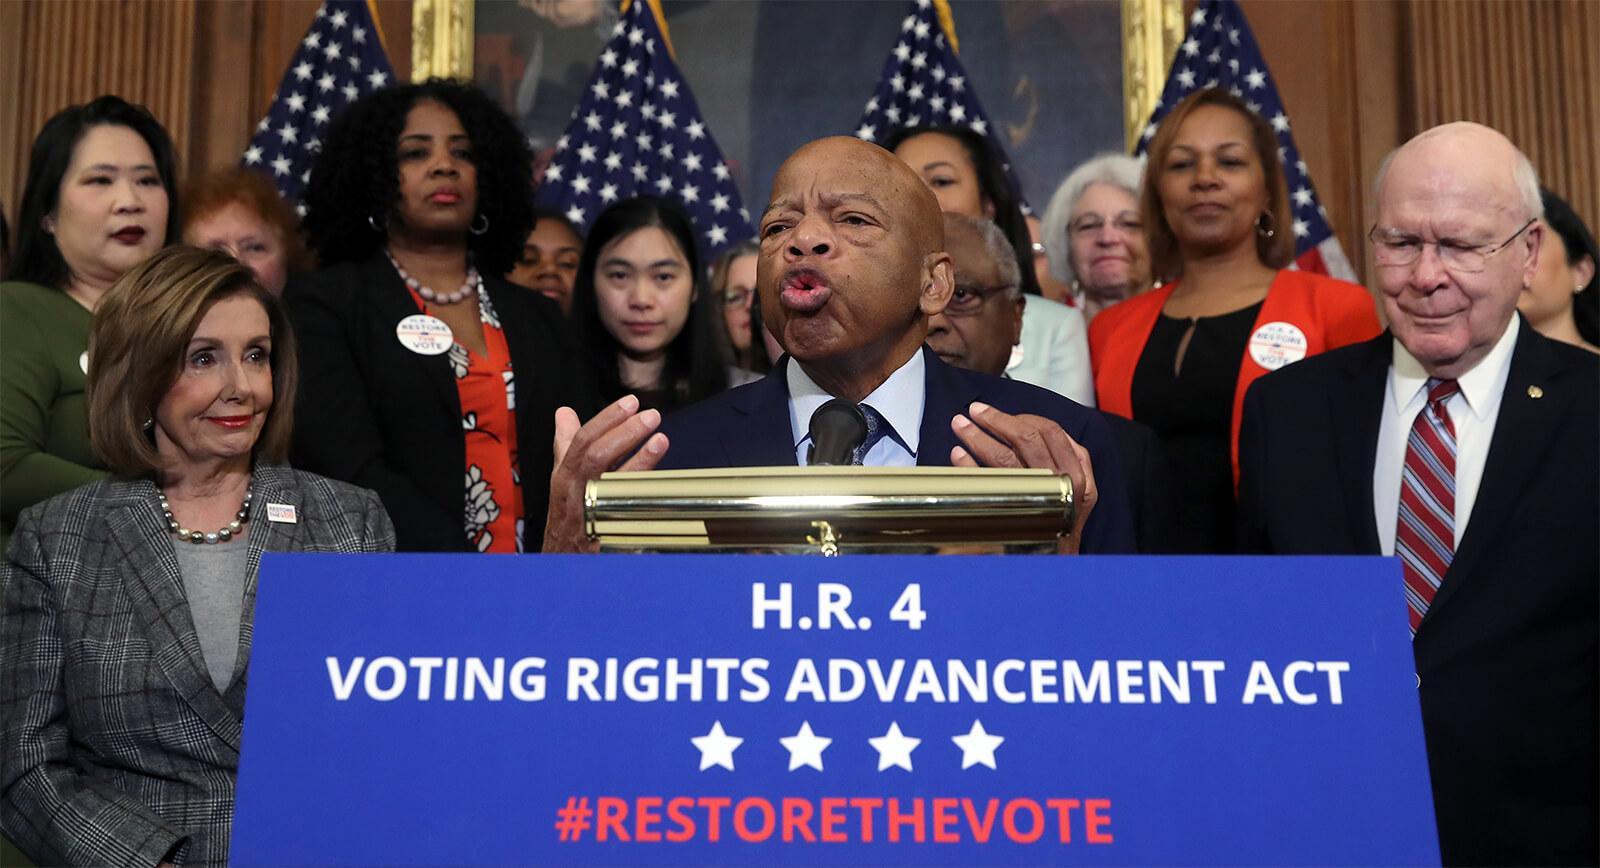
[{"xmin": 807, "ymin": 398, "xmax": 869, "ymax": 466}]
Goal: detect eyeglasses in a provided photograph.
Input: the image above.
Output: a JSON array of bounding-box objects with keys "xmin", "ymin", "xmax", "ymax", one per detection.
[
  {"xmin": 1368, "ymin": 218, "xmax": 1536, "ymax": 273},
  {"xmin": 722, "ymin": 287, "xmax": 753, "ymax": 309},
  {"xmin": 1069, "ymin": 213, "xmax": 1143, "ymax": 237},
  {"xmin": 944, "ymin": 283, "xmax": 1014, "ymax": 317}
]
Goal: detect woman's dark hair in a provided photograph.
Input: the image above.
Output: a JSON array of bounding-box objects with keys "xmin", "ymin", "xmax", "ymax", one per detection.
[
  {"xmin": 530, "ymin": 205, "xmax": 584, "ymax": 244},
  {"xmin": 882, "ymin": 125, "xmax": 1042, "ymax": 296},
  {"xmin": 570, "ymin": 197, "xmax": 729, "ymax": 413},
  {"xmin": 1540, "ymin": 188, "xmax": 1599, "ymax": 346},
  {"xmin": 300, "ymin": 78, "xmax": 534, "ymax": 276},
  {"xmin": 7, "ymin": 95, "xmax": 180, "ymax": 288}
]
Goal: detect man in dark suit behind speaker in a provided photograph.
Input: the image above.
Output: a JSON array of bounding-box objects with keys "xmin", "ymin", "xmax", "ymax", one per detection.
[
  {"xmin": 540, "ymin": 136, "xmax": 1135, "ymax": 555},
  {"xmin": 1237, "ymin": 122, "xmax": 1598, "ymax": 866}
]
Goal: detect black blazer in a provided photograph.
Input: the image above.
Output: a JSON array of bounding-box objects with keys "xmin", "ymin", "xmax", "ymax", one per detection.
[
  {"xmin": 1237, "ymin": 322, "xmax": 1598, "ymax": 866},
  {"xmin": 284, "ymin": 255, "xmax": 596, "ymax": 551},
  {"xmin": 656, "ymin": 347, "xmax": 1137, "ymax": 554},
  {"xmin": 1101, "ymin": 413, "xmax": 1175, "ymax": 554}
]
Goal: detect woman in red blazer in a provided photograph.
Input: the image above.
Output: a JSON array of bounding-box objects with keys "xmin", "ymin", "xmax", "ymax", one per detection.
[{"xmin": 1089, "ymin": 88, "xmax": 1378, "ymax": 553}]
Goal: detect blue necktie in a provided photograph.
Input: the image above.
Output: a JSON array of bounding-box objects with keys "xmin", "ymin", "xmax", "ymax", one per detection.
[{"xmin": 852, "ymin": 404, "xmax": 891, "ymax": 465}]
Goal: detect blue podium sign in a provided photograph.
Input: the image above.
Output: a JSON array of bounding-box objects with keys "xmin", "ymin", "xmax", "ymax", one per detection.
[{"xmin": 233, "ymin": 555, "xmax": 1438, "ymax": 865}]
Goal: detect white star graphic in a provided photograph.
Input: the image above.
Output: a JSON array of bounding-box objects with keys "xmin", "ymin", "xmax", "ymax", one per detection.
[
  {"xmin": 929, "ymin": 95, "xmax": 945, "ymax": 114},
  {"xmin": 591, "ymin": 80, "xmax": 610, "ymax": 100},
  {"xmin": 367, "ymin": 70, "xmax": 388, "ymax": 89},
  {"xmin": 257, "ymin": 117, "xmax": 269, "ymax": 132},
  {"xmin": 1229, "ymin": 58, "xmax": 1241, "ymax": 74},
  {"xmin": 270, "ymin": 155, "xmax": 291, "ymax": 177},
  {"xmin": 682, "ymin": 152, "xmax": 702, "ymax": 172},
  {"xmin": 1293, "ymin": 187, "xmax": 1313, "ymax": 208},
  {"xmin": 1142, "ymin": 122, "xmax": 1158, "ymax": 141},
  {"xmin": 913, "ymin": 20, "xmax": 930, "ymax": 39},
  {"xmin": 1271, "ymin": 112, "xmax": 1290, "ymax": 133},
  {"xmin": 885, "ymin": 105, "xmax": 902, "ymax": 124},
  {"xmin": 322, "ymin": 41, "xmax": 342, "ymax": 61},
  {"xmin": 577, "ymin": 143, "xmax": 597, "ymax": 164},
  {"xmin": 654, "ymin": 175, "xmax": 674, "ymax": 194},
  {"xmin": 949, "ymin": 103, "xmax": 967, "ymax": 122},
  {"xmin": 636, "ymin": 132, "xmax": 653, "ymax": 151},
  {"xmin": 600, "ymin": 49, "xmax": 618, "ymax": 68},
  {"xmin": 969, "ymin": 118, "xmax": 988, "ymax": 136},
  {"xmin": 277, "ymin": 124, "xmax": 298, "ymax": 144},
  {"xmin": 856, "ymin": 123, "xmax": 876, "ymax": 142},
  {"xmin": 347, "ymin": 54, "xmax": 362, "ymax": 72},
  {"xmin": 952, "ymin": 720, "xmax": 1005, "ymax": 770},
  {"xmin": 622, "ymin": 59, "xmax": 638, "ymax": 78},
  {"xmin": 317, "ymin": 73, "xmax": 336, "ymax": 93},
  {"xmin": 890, "ymin": 73, "xmax": 905, "ymax": 93},
  {"xmin": 865, "ymin": 96, "xmax": 879, "ymax": 113},
  {"xmin": 901, "ymin": 14, "xmax": 915, "ymax": 32},
  {"xmin": 303, "ymin": 31, "xmax": 321, "ymax": 50},
  {"xmin": 565, "ymin": 205, "xmax": 585, "ymax": 224},
  {"xmin": 243, "ymin": 145, "xmax": 263, "ymax": 165},
  {"xmin": 584, "ymin": 111, "xmax": 602, "ymax": 131},
  {"xmin": 1293, "ymin": 218, "xmax": 1310, "ymax": 238},
  {"xmin": 293, "ymin": 61, "xmax": 313, "ymax": 81},
  {"xmin": 1208, "ymin": 48, "xmax": 1222, "ymax": 64},
  {"xmin": 869, "ymin": 722, "xmax": 921, "ymax": 772},
  {"xmin": 632, "ymin": 162, "xmax": 648, "ymax": 182},
  {"xmin": 610, "ymin": 120, "xmax": 628, "ymax": 140},
  {"xmin": 659, "ymin": 141, "xmax": 674, "ymax": 159},
  {"xmin": 948, "ymin": 75, "xmax": 965, "ymax": 93},
  {"xmin": 659, "ymin": 79, "xmax": 680, "ymax": 99},
  {"xmin": 686, "ymin": 120, "xmax": 705, "ymax": 141},
  {"xmin": 911, "ymin": 50, "xmax": 927, "ymax": 70},
  {"xmin": 893, "ymin": 42, "xmax": 910, "ymax": 62},
  {"xmin": 713, "ymin": 163, "xmax": 730, "ymax": 182},
  {"xmin": 642, "ymin": 101, "xmax": 656, "ymax": 119},
  {"xmin": 556, "ymin": 134, "xmax": 570, "ymax": 151},
  {"xmin": 544, "ymin": 164, "xmax": 564, "ymax": 182},
  {"xmin": 691, "ymin": 721, "xmax": 742, "ymax": 771},
  {"xmin": 599, "ymin": 182, "xmax": 619, "ymax": 203},
  {"xmin": 307, "ymin": 136, "xmax": 321, "ymax": 152},
  {"xmin": 572, "ymin": 174, "xmax": 591, "ymax": 194},
  {"xmin": 341, "ymin": 84, "xmax": 358, "ymax": 102},
  {"xmin": 681, "ymin": 184, "xmax": 699, "ymax": 203},
  {"xmin": 627, "ymin": 25, "xmax": 643, "ymax": 45},
  {"xmin": 330, "ymin": 9, "xmax": 347, "ymax": 28},
  {"xmin": 615, "ymin": 91, "xmax": 633, "ymax": 108},
  {"xmin": 906, "ymin": 113, "xmax": 922, "ymax": 126},
  {"xmin": 1229, "ymin": 27, "xmax": 1240, "ymax": 45},
  {"xmin": 1182, "ymin": 37, "xmax": 1199, "ymax": 57},
  {"xmin": 780, "ymin": 721, "xmax": 833, "ymax": 771},
  {"xmin": 907, "ymin": 83, "xmax": 924, "ymax": 102},
  {"xmin": 1246, "ymin": 68, "xmax": 1267, "ymax": 90},
  {"xmin": 1191, "ymin": 8, "xmax": 1207, "ymax": 25},
  {"xmin": 931, "ymin": 65, "xmax": 946, "ymax": 82},
  {"xmin": 1177, "ymin": 68, "xmax": 1196, "ymax": 89},
  {"xmin": 710, "ymin": 193, "xmax": 730, "ymax": 213},
  {"xmin": 707, "ymin": 224, "xmax": 728, "ymax": 246},
  {"xmin": 658, "ymin": 111, "xmax": 677, "ymax": 130},
  {"xmin": 353, "ymin": 25, "xmax": 367, "ymax": 44},
  {"xmin": 604, "ymin": 151, "xmax": 623, "ymax": 172}
]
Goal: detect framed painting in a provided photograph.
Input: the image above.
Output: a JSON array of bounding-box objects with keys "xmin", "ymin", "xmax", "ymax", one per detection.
[{"xmin": 413, "ymin": 0, "xmax": 1181, "ymax": 208}]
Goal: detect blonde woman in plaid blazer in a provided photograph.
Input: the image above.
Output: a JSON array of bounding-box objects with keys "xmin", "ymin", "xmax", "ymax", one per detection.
[{"xmin": 1, "ymin": 248, "xmax": 394, "ymax": 866}]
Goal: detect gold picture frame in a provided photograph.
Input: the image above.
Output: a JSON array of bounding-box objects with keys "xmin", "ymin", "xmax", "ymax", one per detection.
[{"xmin": 413, "ymin": 0, "xmax": 1182, "ymax": 155}]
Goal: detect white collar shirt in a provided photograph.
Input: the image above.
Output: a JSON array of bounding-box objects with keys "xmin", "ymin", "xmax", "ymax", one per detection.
[
  {"xmin": 1374, "ymin": 315, "xmax": 1520, "ymax": 555},
  {"xmin": 788, "ymin": 350, "xmax": 924, "ymax": 467}
]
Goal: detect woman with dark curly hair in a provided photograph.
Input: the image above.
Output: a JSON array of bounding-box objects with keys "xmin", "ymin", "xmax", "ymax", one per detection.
[{"xmin": 284, "ymin": 78, "xmax": 595, "ymax": 552}]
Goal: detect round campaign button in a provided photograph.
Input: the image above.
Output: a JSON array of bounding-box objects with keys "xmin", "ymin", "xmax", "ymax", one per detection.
[
  {"xmin": 1248, "ymin": 321, "xmax": 1308, "ymax": 371},
  {"xmin": 79, "ymin": 351, "xmax": 90, "ymax": 375},
  {"xmin": 395, "ymin": 314, "xmax": 454, "ymax": 356},
  {"xmin": 1006, "ymin": 342, "xmax": 1025, "ymax": 372}
]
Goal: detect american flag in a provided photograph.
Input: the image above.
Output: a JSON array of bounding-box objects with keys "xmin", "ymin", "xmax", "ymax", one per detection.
[
  {"xmin": 1137, "ymin": 0, "xmax": 1356, "ymax": 281},
  {"xmin": 853, "ymin": 0, "xmax": 1030, "ymax": 211},
  {"xmin": 243, "ymin": 0, "xmax": 395, "ymax": 212},
  {"xmin": 534, "ymin": 0, "xmax": 753, "ymax": 260}
]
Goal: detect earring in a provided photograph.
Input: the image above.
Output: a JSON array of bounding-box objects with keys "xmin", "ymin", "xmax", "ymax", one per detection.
[
  {"xmin": 142, "ymin": 417, "xmax": 154, "ymax": 431},
  {"xmin": 368, "ymin": 213, "xmax": 385, "ymax": 233},
  {"xmin": 470, "ymin": 213, "xmax": 490, "ymax": 235},
  {"xmin": 1256, "ymin": 211, "xmax": 1276, "ymax": 239}
]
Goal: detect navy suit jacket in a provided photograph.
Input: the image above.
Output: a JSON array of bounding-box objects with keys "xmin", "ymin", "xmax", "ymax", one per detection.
[
  {"xmin": 1237, "ymin": 321, "xmax": 1598, "ymax": 866},
  {"xmin": 658, "ymin": 347, "xmax": 1136, "ymax": 554}
]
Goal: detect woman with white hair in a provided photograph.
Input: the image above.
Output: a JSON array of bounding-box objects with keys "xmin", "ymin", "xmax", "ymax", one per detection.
[{"xmin": 1039, "ymin": 152, "xmax": 1152, "ymax": 323}]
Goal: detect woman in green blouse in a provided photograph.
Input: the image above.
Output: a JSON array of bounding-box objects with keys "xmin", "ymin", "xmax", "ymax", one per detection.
[{"xmin": 1, "ymin": 96, "xmax": 178, "ymax": 551}]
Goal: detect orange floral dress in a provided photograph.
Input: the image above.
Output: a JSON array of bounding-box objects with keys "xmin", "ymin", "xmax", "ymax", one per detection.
[{"xmin": 407, "ymin": 280, "xmax": 523, "ymax": 552}]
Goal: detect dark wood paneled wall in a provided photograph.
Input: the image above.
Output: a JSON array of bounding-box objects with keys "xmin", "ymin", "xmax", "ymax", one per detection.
[{"xmin": 1, "ymin": 0, "xmax": 411, "ymax": 226}]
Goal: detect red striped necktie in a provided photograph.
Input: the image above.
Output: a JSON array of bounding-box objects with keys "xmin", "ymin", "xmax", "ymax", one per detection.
[{"xmin": 1397, "ymin": 378, "xmax": 1460, "ymax": 635}]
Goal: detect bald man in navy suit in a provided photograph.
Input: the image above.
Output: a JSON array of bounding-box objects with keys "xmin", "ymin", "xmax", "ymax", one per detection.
[{"xmin": 541, "ymin": 136, "xmax": 1134, "ymax": 554}]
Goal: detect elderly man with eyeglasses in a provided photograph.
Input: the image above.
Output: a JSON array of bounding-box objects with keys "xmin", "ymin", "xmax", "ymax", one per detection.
[{"xmin": 1237, "ymin": 122, "xmax": 1598, "ymax": 866}]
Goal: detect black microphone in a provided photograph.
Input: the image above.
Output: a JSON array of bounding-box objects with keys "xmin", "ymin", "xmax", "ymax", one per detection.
[{"xmin": 807, "ymin": 398, "xmax": 868, "ymax": 466}]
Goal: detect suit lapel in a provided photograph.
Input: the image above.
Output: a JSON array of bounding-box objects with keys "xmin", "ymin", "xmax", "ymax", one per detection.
[
  {"xmin": 1422, "ymin": 324, "xmax": 1572, "ymax": 628},
  {"xmin": 1326, "ymin": 337, "xmax": 1390, "ymax": 552},
  {"xmin": 730, "ymin": 356, "xmax": 806, "ymax": 466},
  {"xmin": 227, "ymin": 463, "xmax": 307, "ymax": 716},
  {"xmin": 107, "ymin": 481, "xmax": 244, "ymax": 751},
  {"xmin": 365, "ymin": 255, "xmax": 459, "ymax": 422},
  {"xmin": 918, "ymin": 347, "xmax": 980, "ymax": 466}
]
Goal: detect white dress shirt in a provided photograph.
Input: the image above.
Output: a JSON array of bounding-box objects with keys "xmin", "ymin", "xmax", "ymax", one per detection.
[
  {"xmin": 1374, "ymin": 316, "xmax": 1519, "ymax": 555},
  {"xmin": 788, "ymin": 350, "xmax": 924, "ymax": 466}
]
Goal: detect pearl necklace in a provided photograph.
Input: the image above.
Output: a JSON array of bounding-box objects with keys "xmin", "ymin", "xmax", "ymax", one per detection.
[
  {"xmin": 385, "ymin": 250, "xmax": 479, "ymax": 305},
  {"xmin": 160, "ymin": 485, "xmax": 253, "ymax": 544}
]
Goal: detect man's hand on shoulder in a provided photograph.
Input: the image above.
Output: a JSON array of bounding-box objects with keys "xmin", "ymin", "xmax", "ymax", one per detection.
[
  {"xmin": 542, "ymin": 396, "xmax": 669, "ymax": 553},
  {"xmin": 950, "ymin": 401, "xmax": 1097, "ymax": 554}
]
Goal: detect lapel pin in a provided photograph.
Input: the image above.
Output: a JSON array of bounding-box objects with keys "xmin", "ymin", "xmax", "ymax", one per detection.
[
  {"xmin": 1527, "ymin": 385, "xmax": 1544, "ymax": 399},
  {"xmin": 266, "ymin": 503, "xmax": 298, "ymax": 524}
]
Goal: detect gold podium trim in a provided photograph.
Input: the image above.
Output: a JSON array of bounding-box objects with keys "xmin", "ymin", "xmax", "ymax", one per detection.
[{"xmin": 585, "ymin": 466, "xmax": 1073, "ymax": 554}]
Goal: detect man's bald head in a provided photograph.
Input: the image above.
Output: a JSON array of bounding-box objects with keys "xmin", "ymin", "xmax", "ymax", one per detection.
[
  {"xmin": 1376, "ymin": 122, "xmax": 1542, "ymax": 223},
  {"xmin": 1373, "ymin": 121, "xmax": 1544, "ymax": 379},
  {"xmin": 755, "ymin": 135, "xmax": 956, "ymax": 400},
  {"xmin": 769, "ymin": 136, "xmax": 946, "ymax": 255}
]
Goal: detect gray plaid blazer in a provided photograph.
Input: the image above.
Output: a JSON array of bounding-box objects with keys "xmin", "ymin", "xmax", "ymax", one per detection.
[{"xmin": 1, "ymin": 462, "xmax": 394, "ymax": 867}]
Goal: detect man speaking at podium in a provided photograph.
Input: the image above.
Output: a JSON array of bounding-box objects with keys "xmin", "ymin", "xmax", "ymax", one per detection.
[{"xmin": 542, "ymin": 136, "xmax": 1134, "ymax": 554}]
